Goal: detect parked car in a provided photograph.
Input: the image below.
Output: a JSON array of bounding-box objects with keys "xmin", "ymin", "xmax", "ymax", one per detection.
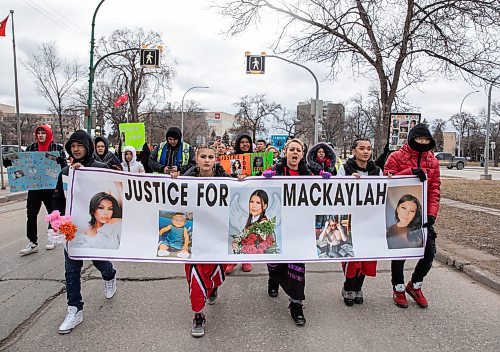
[
  {"xmin": 1, "ymin": 145, "xmax": 21, "ymax": 168},
  {"xmin": 434, "ymin": 152, "xmax": 466, "ymax": 170}
]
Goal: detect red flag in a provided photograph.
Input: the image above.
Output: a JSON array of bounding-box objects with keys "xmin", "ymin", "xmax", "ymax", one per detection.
[
  {"xmin": 113, "ymin": 92, "xmax": 129, "ymax": 107},
  {"xmin": 0, "ymin": 15, "xmax": 8, "ymax": 37}
]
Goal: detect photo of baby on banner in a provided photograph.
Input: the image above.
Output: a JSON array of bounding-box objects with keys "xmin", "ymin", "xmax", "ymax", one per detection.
[
  {"xmin": 228, "ymin": 188, "xmax": 282, "ymax": 255},
  {"xmin": 315, "ymin": 214, "xmax": 354, "ymax": 258},
  {"xmin": 71, "ymin": 181, "xmax": 123, "ymax": 250},
  {"xmin": 385, "ymin": 186, "xmax": 424, "ymax": 249},
  {"xmin": 157, "ymin": 211, "xmax": 193, "ymax": 259}
]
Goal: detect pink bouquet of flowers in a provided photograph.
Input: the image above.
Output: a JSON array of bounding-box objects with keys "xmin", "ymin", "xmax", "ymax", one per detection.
[{"xmin": 45, "ymin": 210, "xmax": 77, "ymax": 243}]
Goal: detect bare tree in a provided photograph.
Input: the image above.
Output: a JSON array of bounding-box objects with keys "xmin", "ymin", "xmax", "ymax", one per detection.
[
  {"xmin": 24, "ymin": 42, "xmax": 84, "ymax": 141},
  {"xmin": 218, "ymin": 0, "xmax": 500, "ymax": 149},
  {"xmin": 431, "ymin": 118, "xmax": 447, "ymax": 151},
  {"xmin": 230, "ymin": 94, "xmax": 282, "ymax": 141},
  {"xmin": 449, "ymin": 112, "xmax": 475, "ymax": 157},
  {"xmin": 272, "ymin": 108, "xmax": 303, "ymax": 138},
  {"xmin": 96, "ymin": 28, "xmax": 175, "ymax": 120}
]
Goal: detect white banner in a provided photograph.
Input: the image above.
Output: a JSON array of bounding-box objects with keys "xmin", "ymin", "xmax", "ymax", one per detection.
[{"xmin": 66, "ymin": 168, "xmax": 428, "ymax": 263}]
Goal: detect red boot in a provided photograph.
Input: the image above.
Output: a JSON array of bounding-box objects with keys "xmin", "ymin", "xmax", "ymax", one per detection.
[
  {"xmin": 225, "ymin": 264, "xmax": 236, "ymax": 274},
  {"xmin": 241, "ymin": 263, "xmax": 252, "ymax": 272},
  {"xmin": 393, "ymin": 287, "xmax": 408, "ymax": 308},
  {"xmin": 406, "ymin": 281, "xmax": 428, "ymax": 308}
]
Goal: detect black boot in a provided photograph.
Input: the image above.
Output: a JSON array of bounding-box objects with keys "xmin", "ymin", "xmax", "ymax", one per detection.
[
  {"xmin": 288, "ymin": 302, "xmax": 306, "ymax": 326},
  {"xmin": 268, "ymin": 278, "xmax": 279, "ymax": 298}
]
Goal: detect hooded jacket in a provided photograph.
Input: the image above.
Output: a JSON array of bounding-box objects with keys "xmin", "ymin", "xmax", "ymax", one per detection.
[
  {"xmin": 52, "ymin": 130, "xmax": 109, "ymax": 215},
  {"xmin": 233, "ymin": 132, "xmax": 254, "ymax": 154},
  {"xmin": 26, "ymin": 125, "xmax": 65, "ymax": 156},
  {"xmin": 306, "ymin": 142, "xmax": 339, "ymax": 175},
  {"xmin": 94, "ymin": 136, "xmax": 122, "ymax": 170},
  {"xmin": 148, "ymin": 127, "xmax": 195, "ymax": 174},
  {"xmin": 384, "ymin": 123, "xmax": 440, "ymax": 218},
  {"xmin": 121, "ymin": 146, "xmax": 145, "ymax": 173}
]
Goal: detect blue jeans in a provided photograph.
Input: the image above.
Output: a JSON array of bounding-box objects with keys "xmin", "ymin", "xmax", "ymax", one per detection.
[{"xmin": 64, "ymin": 250, "xmax": 116, "ymax": 311}]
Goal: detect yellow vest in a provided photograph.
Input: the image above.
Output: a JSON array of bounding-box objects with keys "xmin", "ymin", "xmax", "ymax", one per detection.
[{"xmin": 156, "ymin": 141, "xmax": 191, "ymax": 166}]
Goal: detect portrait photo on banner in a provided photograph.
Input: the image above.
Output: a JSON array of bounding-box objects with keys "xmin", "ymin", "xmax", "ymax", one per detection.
[
  {"xmin": 70, "ymin": 179, "xmax": 123, "ymax": 250},
  {"xmin": 157, "ymin": 211, "xmax": 193, "ymax": 259},
  {"xmin": 315, "ymin": 214, "xmax": 354, "ymax": 258},
  {"xmin": 385, "ymin": 185, "xmax": 424, "ymax": 250},
  {"xmin": 231, "ymin": 159, "xmax": 242, "ymax": 175},
  {"xmin": 228, "ymin": 187, "xmax": 281, "ymax": 255}
]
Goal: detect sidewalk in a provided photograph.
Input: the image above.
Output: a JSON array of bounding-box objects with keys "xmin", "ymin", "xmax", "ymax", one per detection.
[{"xmin": 0, "ymin": 187, "xmax": 27, "ymax": 204}]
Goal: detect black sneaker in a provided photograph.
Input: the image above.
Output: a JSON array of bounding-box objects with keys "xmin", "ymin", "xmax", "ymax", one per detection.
[
  {"xmin": 354, "ymin": 290, "xmax": 364, "ymax": 305},
  {"xmin": 288, "ymin": 302, "xmax": 306, "ymax": 326},
  {"xmin": 342, "ymin": 288, "xmax": 355, "ymax": 306},
  {"xmin": 191, "ymin": 312, "xmax": 206, "ymax": 337},
  {"xmin": 208, "ymin": 288, "xmax": 218, "ymax": 305},
  {"xmin": 268, "ymin": 278, "xmax": 279, "ymax": 298}
]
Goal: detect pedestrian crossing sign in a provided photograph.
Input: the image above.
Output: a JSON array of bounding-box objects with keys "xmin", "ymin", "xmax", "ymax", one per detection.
[
  {"xmin": 245, "ymin": 52, "xmax": 266, "ymax": 74},
  {"xmin": 140, "ymin": 48, "xmax": 160, "ymax": 68}
]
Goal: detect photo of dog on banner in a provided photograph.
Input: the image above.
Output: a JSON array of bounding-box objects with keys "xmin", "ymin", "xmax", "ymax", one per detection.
[{"xmin": 316, "ymin": 214, "xmax": 354, "ymax": 258}]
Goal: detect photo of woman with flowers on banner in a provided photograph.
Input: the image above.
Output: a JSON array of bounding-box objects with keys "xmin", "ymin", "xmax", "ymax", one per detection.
[{"xmin": 228, "ymin": 188, "xmax": 281, "ymax": 255}]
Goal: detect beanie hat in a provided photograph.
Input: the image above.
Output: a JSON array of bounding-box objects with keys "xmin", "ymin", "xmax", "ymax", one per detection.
[
  {"xmin": 408, "ymin": 123, "xmax": 435, "ymax": 152},
  {"xmin": 165, "ymin": 127, "xmax": 182, "ymax": 140}
]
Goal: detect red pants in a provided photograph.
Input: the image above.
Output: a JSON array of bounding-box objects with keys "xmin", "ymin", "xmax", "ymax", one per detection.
[{"xmin": 185, "ymin": 264, "xmax": 227, "ymax": 312}]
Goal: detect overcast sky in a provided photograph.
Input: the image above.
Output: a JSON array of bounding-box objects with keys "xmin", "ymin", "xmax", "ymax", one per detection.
[{"xmin": 0, "ymin": 0, "xmax": 496, "ymax": 133}]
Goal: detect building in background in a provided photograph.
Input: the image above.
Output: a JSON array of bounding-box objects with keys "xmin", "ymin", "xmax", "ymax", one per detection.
[
  {"xmin": 204, "ymin": 111, "xmax": 236, "ymax": 141},
  {"xmin": 296, "ymin": 101, "xmax": 345, "ymax": 147},
  {"xmin": 443, "ymin": 131, "xmax": 457, "ymax": 154},
  {"xmin": 0, "ymin": 103, "xmax": 81, "ymax": 145}
]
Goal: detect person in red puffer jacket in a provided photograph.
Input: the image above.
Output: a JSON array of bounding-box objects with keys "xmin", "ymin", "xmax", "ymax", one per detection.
[{"xmin": 384, "ymin": 123, "xmax": 440, "ymax": 309}]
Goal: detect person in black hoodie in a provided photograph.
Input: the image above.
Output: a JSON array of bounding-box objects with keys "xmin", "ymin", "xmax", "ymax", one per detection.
[
  {"xmin": 233, "ymin": 132, "xmax": 253, "ymax": 154},
  {"xmin": 148, "ymin": 127, "xmax": 195, "ymax": 175},
  {"xmin": 52, "ymin": 130, "xmax": 117, "ymax": 335},
  {"xmin": 137, "ymin": 142, "xmax": 153, "ymax": 173},
  {"xmin": 94, "ymin": 136, "xmax": 122, "ymax": 170}
]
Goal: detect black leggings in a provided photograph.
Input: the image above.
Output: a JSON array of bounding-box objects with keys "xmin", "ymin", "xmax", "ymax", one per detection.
[{"xmin": 391, "ymin": 227, "xmax": 437, "ymax": 286}]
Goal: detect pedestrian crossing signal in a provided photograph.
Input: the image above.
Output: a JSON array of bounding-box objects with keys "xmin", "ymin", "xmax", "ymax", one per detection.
[
  {"xmin": 140, "ymin": 48, "xmax": 160, "ymax": 68},
  {"xmin": 246, "ymin": 52, "xmax": 265, "ymax": 74}
]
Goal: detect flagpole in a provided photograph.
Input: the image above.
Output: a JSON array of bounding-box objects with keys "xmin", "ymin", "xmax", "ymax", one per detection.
[{"xmin": 10, "ymin": 10, "xmax": 21, "ymax": 148}]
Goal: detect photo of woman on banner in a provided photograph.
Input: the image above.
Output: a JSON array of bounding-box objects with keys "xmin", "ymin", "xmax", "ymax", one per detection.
[
  {"xmin": 316, "ymin": 215, "xmax": 352, "ymax": 258},
  {"xmin": 72, "ymin": 191, "xmax": 122, "ymax": 250},
  {"xmin": 386, "ymin": 194, "xmax": 423, "ymax": 249},
  {"xmin": 229, "ymin": 189, "xmax": 280, "ymax": 255},
  {"xmin": 252, "ymin": 156, "xmax": 264, "ymax": 175},
  {"xmin": 231, "ymin": 159, "xmax": 242, "ymax": 175}
]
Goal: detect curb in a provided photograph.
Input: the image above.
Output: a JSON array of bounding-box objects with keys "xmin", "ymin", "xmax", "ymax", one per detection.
[
  {"xmin": 436, "ymin": 249, "xmax": 500, "ymax": 292},
  {"xmin": 0, "ymin": 191, "xmax": 28, "ymax": 204}
]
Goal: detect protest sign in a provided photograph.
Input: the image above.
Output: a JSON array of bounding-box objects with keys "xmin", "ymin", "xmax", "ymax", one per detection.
[
  {"xmin": 271, "ymin": 135, "xmax": 288, "ymax": 150},
  {"xmin": 118, "ymin": 123, "xmax": 145, "ymax": 150},
  {"xmin": 219, "ymin": 152, "xmax": 273, "ymax": 176},
  {"xmin": 66, "ymin": 168, "xmax": 427, "ymax": 263},
  {"xmin": 7, "ymin": 152, "xmax": 60, "ymax": 192},
  {"xmin": 388, "ymin": 113, "xmax": 421, "ymax": 151}
]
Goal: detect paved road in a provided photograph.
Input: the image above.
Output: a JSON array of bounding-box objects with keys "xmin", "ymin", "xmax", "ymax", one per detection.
[
  {"xmin": 0, "ymin": 204, "xmax": 499, "ymax": 352},
  {"xmin": 440, "ymin": 166, "xmax": 500, "ymax": 180}
]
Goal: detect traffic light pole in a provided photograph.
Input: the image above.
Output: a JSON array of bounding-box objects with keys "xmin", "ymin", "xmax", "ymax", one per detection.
[
  {"xmin": 267, "ymin": 55, "xmax": 320, "ymax": 144},
  {"xmin": 86, "ymin": 0, "xmax": 106, "ymax": 134}
]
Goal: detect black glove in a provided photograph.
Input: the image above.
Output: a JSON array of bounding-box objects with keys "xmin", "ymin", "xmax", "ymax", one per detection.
[
  {"xmin": 412, "ymin": 168, "xmax": 427, "ymax": 182},
  {"xmin": 423, "ymin": 215, "xmax": 435, "ymax": 228}
]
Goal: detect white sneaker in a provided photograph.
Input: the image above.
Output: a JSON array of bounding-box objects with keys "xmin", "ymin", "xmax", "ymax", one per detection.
[
  {"xmin": 58, "ymin": 306, "xmax": 83, "ymax": 334},
  {"xmin": 104, "ymin": 277, "xmax": 117, "ymax": 299},
  {"xmin": 45, "ymin": 241, "xmax": 55, "ymax": 250},
  {"xmin": 157, "ymin": 249, "xmax": 170, "ymax": 257},
  {"xmin": 19, "ymin": 242, "xmax": 38, "ymax": 256}
]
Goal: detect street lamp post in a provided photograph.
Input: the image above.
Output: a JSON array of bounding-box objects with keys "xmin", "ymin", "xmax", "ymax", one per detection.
[
  {"xmin": 86, "ymin": 0, "xmax": 106, "ymax": 134},
  {"xmin": 458, "ymin": 90, "xmax": 479, "ymax": 157},
  {"xmin": 267, "ymin": 55, "xmax": 320, "ymax": 144},
  {"xmin": 481, "ymin": 73, "xmax": 500, "ymax": 180},
  {"xmin": 181, "ymin": 86, "xmax": 209, "ymax": 137}
]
